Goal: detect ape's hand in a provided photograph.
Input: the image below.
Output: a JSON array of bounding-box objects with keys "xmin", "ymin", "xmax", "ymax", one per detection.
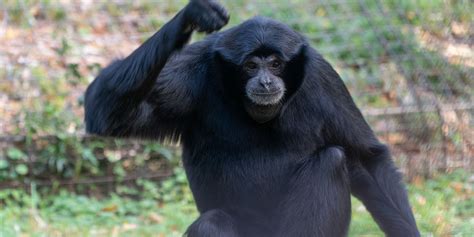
[{"xmin": 184, "ymin": 0, "xmax": 229, "ymax": 33}]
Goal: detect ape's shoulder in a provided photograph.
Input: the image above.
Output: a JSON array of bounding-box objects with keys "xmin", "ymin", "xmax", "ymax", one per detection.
[{"xmin": 159, "ymin": 37, "xmax": 217, "ymax": 81}]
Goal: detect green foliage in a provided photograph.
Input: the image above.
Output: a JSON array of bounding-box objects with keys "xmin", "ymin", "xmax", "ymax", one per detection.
[
  {"xmin": 0, "ymin": 167, "xmax": 197, "ymax": 237},
  {"xmin": 384, "ymin": 0, "xmax": 473, "ymax": 34},
  {"xmin": 0, "ymin": 139, "xmax": 175, "ymax": 191},
  {"xmin": 0, "ymin": 148, "xmax": 28, "ymax": 180}
]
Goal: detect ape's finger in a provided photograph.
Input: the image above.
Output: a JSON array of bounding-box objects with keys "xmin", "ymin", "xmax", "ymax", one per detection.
[
  {"xmin": 196, "ymin": 12, "xmax": 226, "ymax": 33},
  {"xmin": 209, "ymin": 2, "xmax": 229, "ymax": 23}
]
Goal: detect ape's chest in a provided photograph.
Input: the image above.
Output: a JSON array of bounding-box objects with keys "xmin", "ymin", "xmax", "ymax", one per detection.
[
  {"xmin": 181, "ymin": 125, "xmax": 315, "ymax": 190},
  {"xmin": 181, "ymin": 118, "xmax": 327, "ymax": 215},
  {"xmin": 182, "ymin": 142, "xmax": 301, "ymax": 208},
  {"xmin": 193, "ymin": 106, "xmax": 322, "ymax": 151}
]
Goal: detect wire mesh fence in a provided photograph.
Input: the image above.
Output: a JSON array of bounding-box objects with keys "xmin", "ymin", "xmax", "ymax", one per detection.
[{"xmin": 0, "ymin": 0, "xmax": 472, "ymax": 186}]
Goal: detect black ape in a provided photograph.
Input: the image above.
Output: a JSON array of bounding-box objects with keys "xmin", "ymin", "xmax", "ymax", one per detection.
[{"xmin": 84, "ymin": 1, "xmax": 420, "ymax": 236}]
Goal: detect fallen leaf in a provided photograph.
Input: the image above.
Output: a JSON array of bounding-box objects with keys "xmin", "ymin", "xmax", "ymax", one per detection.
[
  {"xmin": 148, "ymin": 213, "xmax": 164, "ymax": 224},
  {"xmin": 101, "ymin": 204, "xmax": 118, "ymax": 212}
]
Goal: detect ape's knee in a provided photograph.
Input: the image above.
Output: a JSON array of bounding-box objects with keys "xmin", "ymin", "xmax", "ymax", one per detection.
[
  {"xmin": 185, "ymin": 209, "xmax": 238, "ymax": 237},
  {"xmin": 317, "ymin": 146, "xmax": 346, "ymax": 171}
]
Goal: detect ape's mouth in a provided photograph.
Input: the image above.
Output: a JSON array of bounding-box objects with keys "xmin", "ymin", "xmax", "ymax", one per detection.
[
  {"xmin": 247, "ymin": 89, "xmax": 285, "ymax": 106},
  {"xmin": 251, "ymin": 89, "xmax": 283, "ymax": 96}
]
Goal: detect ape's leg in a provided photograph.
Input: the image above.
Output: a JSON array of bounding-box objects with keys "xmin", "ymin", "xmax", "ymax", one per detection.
[
  {"xmin": 350, "ymin": 144, "xmax": 420, "ymax": 237},
  {"xmin": 277, "ymin": 147, "xmax": 351, "ymax": 237},
  {"xmin": 185, "ymin": 209, "xmax": 239, "ymax": 237}
]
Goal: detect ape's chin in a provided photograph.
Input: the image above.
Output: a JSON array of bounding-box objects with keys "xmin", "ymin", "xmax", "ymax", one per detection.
[{"xmin": 244, "ymin": 101, "xmax": 282, "ymax": 123}]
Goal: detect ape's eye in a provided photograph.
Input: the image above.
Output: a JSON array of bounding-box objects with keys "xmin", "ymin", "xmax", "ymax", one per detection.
[
  {"xmin": 244, "ymin": 62, "xmax": 258, "ymax": 71},
  {"xmin": 270, "ymin": 60, "xmax": 282, "ymax": 69}
]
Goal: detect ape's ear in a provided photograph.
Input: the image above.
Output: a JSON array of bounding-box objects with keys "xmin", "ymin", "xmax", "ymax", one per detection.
[
  {"xmin": 213, "ymin": 45, "xmax": 251, "ymax": 69},
  {"xmin": 213, "ymin": 48, "xmax": 242, "ymax": 74},
  {"xmin": 283, "ymin": 43, "xmax": 308, "ymax": 94},
  {"xmin": 278, "ymin": 44, "xmax": 308, "ymax": 117},
  {"xmin": 213, "ymin": 48, "xmax": 232, "ymax": 64}
]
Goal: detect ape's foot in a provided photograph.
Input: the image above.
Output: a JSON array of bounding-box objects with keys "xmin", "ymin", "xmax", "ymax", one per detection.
[{"xmin": 185, "ymin": 209, "xmax": 238, "ymax": 237}]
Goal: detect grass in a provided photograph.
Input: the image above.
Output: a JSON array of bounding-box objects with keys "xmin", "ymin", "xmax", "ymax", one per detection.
[{"xmin": 0, "ymin": 169, "xmax": 472, "ymax": 237}]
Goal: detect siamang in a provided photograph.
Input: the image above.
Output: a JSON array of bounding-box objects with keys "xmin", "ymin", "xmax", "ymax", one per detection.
[{"xmin": 84, "ymin": 0, "xmax": 420, "ymax": 236}]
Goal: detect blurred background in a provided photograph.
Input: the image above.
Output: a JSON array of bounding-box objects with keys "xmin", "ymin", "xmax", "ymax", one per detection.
[{"xmin": 0, "ymin": 0, "xmax": 472, "ymax": 236}]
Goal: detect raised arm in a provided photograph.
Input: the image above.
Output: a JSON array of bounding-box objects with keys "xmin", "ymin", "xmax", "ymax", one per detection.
[{"xmin": 84, "ymin": 0, "xmax": 229, "ymax": 138}]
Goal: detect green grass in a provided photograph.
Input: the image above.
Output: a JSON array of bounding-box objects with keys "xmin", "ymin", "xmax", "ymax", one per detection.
[{"xmin": 0, "ymin": 169, "xmax": 472, "ymax": 237}]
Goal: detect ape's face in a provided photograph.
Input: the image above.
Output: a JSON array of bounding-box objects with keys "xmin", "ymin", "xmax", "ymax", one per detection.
[
  {"xmin": 213, "ymin": 17, "xmax": 307, "ymax": 123},
  {"xmin": 240, "ymin": 54, "xmax": 287, "ymax": 123},
  {"xmin": 243, "ymin": 54, "xmax": 286, "ymax": 106}
]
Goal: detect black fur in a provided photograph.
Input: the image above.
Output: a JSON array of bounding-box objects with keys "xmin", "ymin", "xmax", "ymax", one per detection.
[{"xmin": 85, "ymin": 1, "xmax": 419, "ymax": 236}]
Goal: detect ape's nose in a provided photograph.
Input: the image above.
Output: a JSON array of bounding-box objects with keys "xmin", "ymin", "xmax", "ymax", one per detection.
[{"xmin": 259, "ymin": 78, "xmax": 273, "ymax": 90}]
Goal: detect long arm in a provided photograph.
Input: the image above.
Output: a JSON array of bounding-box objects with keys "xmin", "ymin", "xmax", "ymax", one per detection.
[
  {"xmin": 349, "ymin": 144, "xmax": 419, "ymax": 237},
  {"xmin": 335, "ymin": 95, "xmax": 419, "ymax": 237},
  {"xmin": 84, "ymin": 0, "xmax": 228, "ymax": 138},
  {"xmin": 312, "ymin": 49, "xmax": 420, "ymax": 236},
  {"xmin": 333, "ymin": 105, "xmax": 419, "ymax": 236}
]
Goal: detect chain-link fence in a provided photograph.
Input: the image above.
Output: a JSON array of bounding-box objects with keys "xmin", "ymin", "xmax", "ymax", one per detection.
[{"xmin": 0, "ymin": 0, "xmax": 472, "ymax": 186}]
